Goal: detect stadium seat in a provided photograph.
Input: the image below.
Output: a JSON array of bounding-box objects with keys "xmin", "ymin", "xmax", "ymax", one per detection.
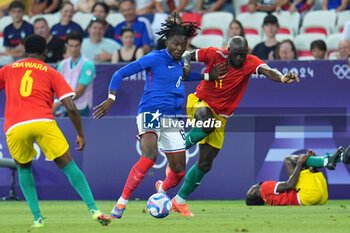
[
  {"xmin": 300, "ymin": 10, "xmax": 336, "ymax": 36},
  {"xmin": 276, "ymin": 34, "xmax": 294, "ymax": 42},
  {"xmin": 272, "ymin": 11, "xmax": 300, "ymax": 36},
  {"xmin": 181, "ymin": 12, "xmax": 202, "ymax": 27},
  {"xmin": 106, "ymin": 13, "xmax": 125, "ymax": 27},
  {"xmin": 0, "ymin": 16, "xmax": 13, "ymax": 34},
  {"xmin": 313, "ymin": 0, "xmax": 323, "ymax": 10},
  {"xmin": 294, "ymin": 33, "xmax": 326, "ymax": 57},
  {"xmin": 236, "ymin": 12, "xmax": 268, "ymax": 37},
  {"xmin": 328, "ymin": 50, "xmax": 338, "ymax": 59},
  {"xmin": 30, "ymin": 13, "xmax": 60, "ymax": 28},
  {"xmin": 72, "ymin": 12, "xmax": 93, "ymax": 30},
  {"xmin": 190, "ymin": 35, "xmax": 224, "ymax": 49},
  {"xmin": 245, "ymin": 34, "xmax": 262, "ymax": 49},
  {"xmin": 0, "ymin": 37, "xmax": 5, "ymax": 53},
  {"xmin": 151, "ymin": 13, "xmax": 169, "ymax": 41},
  {"xmin": 233, "ymin": 0, "xmax": 249, "ymax": 16},
  {"xmin": 200, "ymin": 12, "xmax": 233, "ymax": 38},
  {"xmin": 0, "ymin": 15, "xmax": 30, "ymax": 34},
  {"xmin": 298, "ymin": 56, "xmax": 315, "ymax": 60},
  {"xmin": 336, "ymin": 10, "xmax": 350, "ymax": 32},
  {"xmin": 326, "ymin": 33, "xmax": 343, "ymax": 58}
]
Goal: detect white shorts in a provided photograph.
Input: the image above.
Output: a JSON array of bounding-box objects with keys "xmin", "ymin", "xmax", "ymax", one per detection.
[{"xmin": 136, "ymin": 113, "xmax": 186, "ymax": 153}]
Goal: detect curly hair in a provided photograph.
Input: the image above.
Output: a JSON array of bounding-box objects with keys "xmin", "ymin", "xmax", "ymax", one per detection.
[{"xmin": 156, "ymin": 14, "xmax": 200, "ymax": 41}]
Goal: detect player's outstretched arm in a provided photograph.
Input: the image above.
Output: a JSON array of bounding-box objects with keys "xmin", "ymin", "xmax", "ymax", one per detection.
[
  {"xmin": 93, "ymin": 61, "xmax": 145, "ymax": 119},
  {"xmin": 277, "ymin": 153, "xmax": 309, "ymax": 192},
  {"xmin": 61, "ymin": 97, "xmax": 86, "ymax": 151},
  {"xmin": 258, "ymin": 65, "xmax": 300, "ymax": 83},
  {"xmin": 93, "ymin": 90, "xmax": 116, "ymax": 119},
  {"xmin": 184, "ymin": 63, "xmax": 227, "ymax": 81}
]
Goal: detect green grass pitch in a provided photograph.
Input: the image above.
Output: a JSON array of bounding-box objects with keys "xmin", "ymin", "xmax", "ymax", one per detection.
[{"xmin": 1, "ymin": 200, "xmax": 350, "ymax": 233}]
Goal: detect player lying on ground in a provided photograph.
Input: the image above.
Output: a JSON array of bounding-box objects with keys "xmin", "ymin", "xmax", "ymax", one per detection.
[
  {"xmin": 246, "ymin": 146, "xmax": 350, "ymax": 206},
  {"xmin": 0, "ymin": 34, "xmax": 110, "ymax": 228},
  {"xmin": 162, "ymin": 36, "xmax": 299, "ymax": 216}
]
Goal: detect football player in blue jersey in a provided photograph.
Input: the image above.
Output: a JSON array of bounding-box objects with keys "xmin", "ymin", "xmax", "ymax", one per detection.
[{"xmin": 93, "ymin": 16, "xmax": 225, "ymax": 219}]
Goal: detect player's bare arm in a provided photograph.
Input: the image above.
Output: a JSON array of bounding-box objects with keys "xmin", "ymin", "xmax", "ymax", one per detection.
[
  {"xmin": 182, "ymin": 50, "xmax": 227, "ymax": 81},
  {"xmin": 277, "ymin": 153, "xmax": 310, "ymax": 192},
  {"xmin": 258, "ymin": 65, "xmax": 300, "ymax": 83},
  {"xmin": 61, "ymin": 97, "xmax": 85, "ymax": 151},
  {"xmin": 284, "ymin": 155, "xmax": 300, "ymax": 177},
  {"xmin": 92, "ymin": 90, "xmax": 117, "ymax": 119}
]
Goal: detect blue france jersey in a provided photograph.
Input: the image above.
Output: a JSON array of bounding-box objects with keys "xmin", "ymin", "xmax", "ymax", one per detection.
[
  {"xmin": 137, "ymin": 49, "xmax": 184, "ymax": 115},
  {"xmin": 4, "ymin": 21, "xmax": 33, "ymax": 47}
]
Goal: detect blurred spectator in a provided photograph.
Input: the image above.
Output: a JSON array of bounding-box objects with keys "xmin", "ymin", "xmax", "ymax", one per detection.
[
  {"xmin": 252, "ymin": 14, "xmax": 279, "ymax": 60},
  {"xmin": 0, "ymin": 0, "xmax": 20, "ymax": 18},
  {"xmin": 83, "ymin": 2, "xmax": 114, "ymax": 39},
  {"xmin": 310, "ymin": 39, "xmax": 327, "ymax": 60},
  {"xmin": 82, "ymin": 18, "xmax": 121, "ymax": 63},
  {"xmin": 77, "ymin": 0, "xmax": 96, "ymax": 13},
  {"xmin": 336, "ymin": 39, "xmax": 350, "ymax": 59},
  {"xmin": 33, "ymin": 17, "xmax": 65, "ymax": 63},
  {"xmin": 223, "ymin": 19, "xmax": 245, "ymax": 49},
  {"xmin": 155, "ymin": 0, "xmax": 195, "ymax": 13},
  {"xmin": 275, "ymin": 39, "xmax": 298, "ymax": 60},
  {"xmin": 279, "ymin": 0, "xmax": 315, "ymax": 13},
  {"xmin": 248, "ymin": 0, "xmax": 284, "ymax": 13},
  {"xmin": 51, "ymin": 1, "xmax": 84, "ymax": 41},
  {"xmin": 28, "ymin": 0, "xmax": 60, "ymax": 17},
  {"xmin": 53, "ymin": 31, "xmax": 95, "ymax": 117},
  {"xmin": 111, "ymin": 26, "xmax": 143, "ymax": 63},
  {"xmin": 4, "ymin": 1, "xmax": 33, "ymax": 61},
  {"xmin": 195, "ymin": 0, "xmax": 226, "ymax": 14},
  {"xmin": 114, "ymin": 0, "xmax": 154, "ymax": 54},
  {"xmin": 322, "ymin": 0, "xmax": 350, "ymax": 12}
]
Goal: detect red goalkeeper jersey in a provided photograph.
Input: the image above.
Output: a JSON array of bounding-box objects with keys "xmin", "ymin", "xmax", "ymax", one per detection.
[
  {"xmin": 0, "ymin": 58, "xmax": 74, "ymax": 132},
  {"xmin": 195, "ymin": 47, "xmax": 265, "ymax": 117},
  {"xmin": 260, "ymin": 181, "xmax": 301, "ymax": 206}
]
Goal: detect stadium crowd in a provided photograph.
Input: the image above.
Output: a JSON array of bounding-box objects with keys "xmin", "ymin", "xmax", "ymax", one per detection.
[{"xmin": 0, "ymin": 0, "xmax": 349, "ymax": 66}]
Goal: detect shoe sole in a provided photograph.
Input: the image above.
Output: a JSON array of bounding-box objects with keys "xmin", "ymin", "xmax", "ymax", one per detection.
[
  {"xmin": 327, "ymin": 146, "xmax": 343, "ymax": 170},
  {"xmin": 171, "ymin": 201, "xmax": 195, "ymax": 217},
  {"xmin": 343, "ymin": 145, "xmax": 350, "ymax": 164}
]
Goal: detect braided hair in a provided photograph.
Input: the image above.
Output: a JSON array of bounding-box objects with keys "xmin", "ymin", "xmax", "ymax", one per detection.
[{"xmin": 156, "ymin": 14, "xmax": 199, "ymax": 41}]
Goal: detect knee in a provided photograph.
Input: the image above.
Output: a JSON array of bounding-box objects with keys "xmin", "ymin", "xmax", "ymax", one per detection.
[
  {"xmin": 195, "ymin": 107, "xmax": 216, "ymax": 134},
  {"xmin": 197, "ymin": 161, "xmax": 213, "ymax": 173}
]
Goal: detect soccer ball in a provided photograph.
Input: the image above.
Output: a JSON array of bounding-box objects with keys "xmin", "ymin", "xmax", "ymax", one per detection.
[{"xmin": 147, "ymin": 193, "xmax": 172, "ymax": 218}]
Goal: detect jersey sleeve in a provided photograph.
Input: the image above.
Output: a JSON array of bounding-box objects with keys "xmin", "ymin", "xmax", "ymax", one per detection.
[
  {"xmin": 260, "ymin": 181, "xmax": 279, "ymax": 197},
  {"xmin": 137, "ymin": 51, "xmax": 157, "ymax": 70},
  {"xmin": 245, "ymin": 55, "xmax": 266, "ymax": 75},
  {"xmin": 195, "ymin": 47, "xmax": 217, "ymax": 64},
  {"xmin": 49, "ymin": 68, "xmax": 75, "ymax": 101},
  {"xmin": 0, "ymin": 67, "xmax": 4, "ymax": 90},
  {"xmin": 78, "ymin": 60, "xmax": 95, "ymax": 86}
]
